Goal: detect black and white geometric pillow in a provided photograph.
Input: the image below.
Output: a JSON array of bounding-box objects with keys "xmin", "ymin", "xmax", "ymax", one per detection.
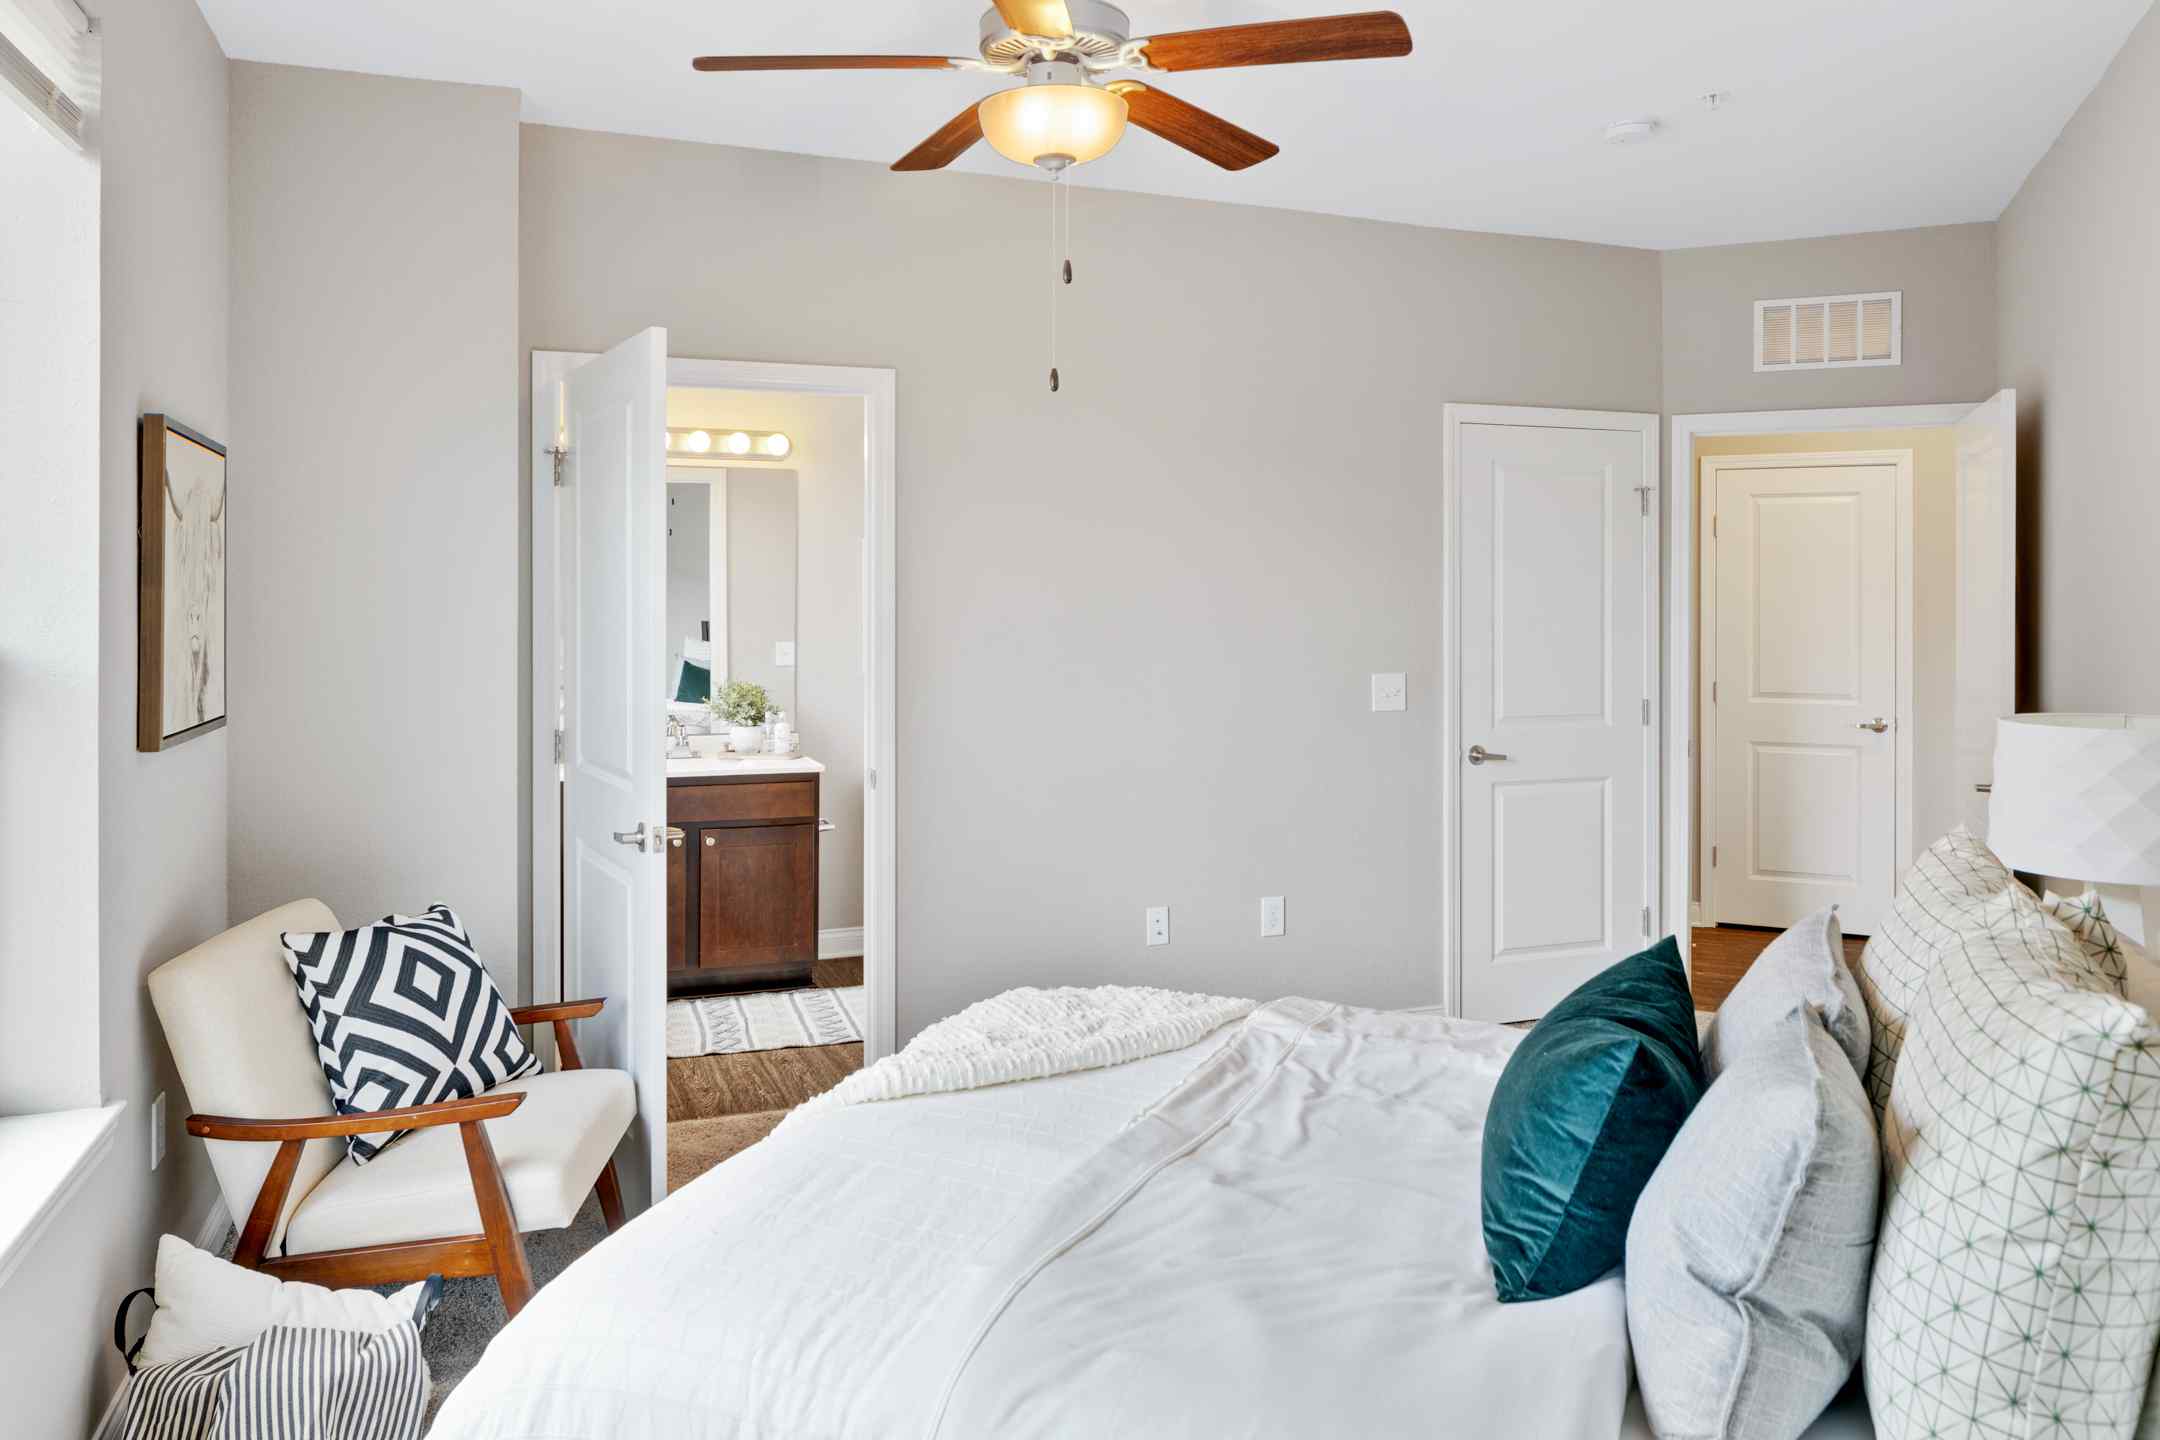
[{"xmin": 279, "ymin": 905, "xmax": 540, "ymax": 1164}]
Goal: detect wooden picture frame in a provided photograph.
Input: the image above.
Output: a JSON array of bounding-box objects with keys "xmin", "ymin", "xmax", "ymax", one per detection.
[{"xmin": 138, "ymin": 414, "xmax": 228, "ymax": 751}]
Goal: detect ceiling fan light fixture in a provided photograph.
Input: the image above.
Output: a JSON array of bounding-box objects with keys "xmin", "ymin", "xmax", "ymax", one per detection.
[{"xmin": 978, "ymin": 82, "xmax": 1128, "ymax": 170}]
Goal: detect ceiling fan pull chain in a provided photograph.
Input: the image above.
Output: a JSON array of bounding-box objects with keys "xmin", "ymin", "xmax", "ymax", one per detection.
[
  {"xmin": 1062, "ymin": 172, "xmax": 1073, "ymax": 286},
  {"xmin": 1048, "ymin": 171, "xmax": 1061, "ymax": 393}
]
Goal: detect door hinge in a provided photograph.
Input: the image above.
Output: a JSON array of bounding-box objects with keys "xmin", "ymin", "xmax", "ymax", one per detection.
[
  {"xmin": 867, "ymin": 767, "xmax": 877, "ymax": 790},
  {"xmin": 549, "ymin": 444, "xmax": 570, "ymax": 487},
  {"xmin": 1712, "ymin": 515, "xmax": 1719, "ymax": 539},
  {"xmin": 1636, "ymin": 485, "xmax": 1652, "ymax": 517},
  {"xmin": 1712, "ymin": 845, "xmax": 1719, "ymax": 868},
  {"xmin": 1641, "ymin": 905, "xmax": 1652, "ymax": 938},
  {"xmin": 1641, "ymin": 697, "xmax": 1651, "ymax": 726},
  {"xmin": 553, "ymin": 728, "xmax": 565, "ymax": 765},
  {"xmin": 1712, "ymin": 680, "xmax": 1718, "ymax": 704}
]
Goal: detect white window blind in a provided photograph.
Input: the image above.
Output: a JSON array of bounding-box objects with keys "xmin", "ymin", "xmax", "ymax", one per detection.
[
  {"xmin": 0, "ymin": 0, "xmax": 96, "ymax": 147},
  {"xmin": 1754, "ymin": 291, "xmax": 1900, "ymax": 372}
]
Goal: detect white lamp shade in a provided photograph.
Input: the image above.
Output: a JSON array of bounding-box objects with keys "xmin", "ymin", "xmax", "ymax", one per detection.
[{"xmin": 1988, "ymin": 713, "xmax": 2160, "ymax": 884}]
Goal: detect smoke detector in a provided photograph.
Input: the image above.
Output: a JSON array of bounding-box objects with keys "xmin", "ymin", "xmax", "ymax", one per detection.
[{"xmin": 1604, "ymin": 119, "xmax": 1658, "ymax": 144}]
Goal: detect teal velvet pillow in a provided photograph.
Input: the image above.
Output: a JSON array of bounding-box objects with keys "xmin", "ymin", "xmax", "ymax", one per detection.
[
  {"xmin": 1480, "ymin": 936, "xmax": 1705, "ymax": 1302},
  {"xmin": 674, "ymin": 658, "xmax": 711, "ymax": 704}
]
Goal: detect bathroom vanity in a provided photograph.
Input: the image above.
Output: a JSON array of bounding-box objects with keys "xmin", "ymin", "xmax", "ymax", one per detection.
[{"xmin": 666, "ymin": 754, "xmax": 823, "ymax": 996}]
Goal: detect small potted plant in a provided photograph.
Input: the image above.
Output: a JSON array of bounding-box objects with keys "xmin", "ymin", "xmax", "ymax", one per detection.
[{"xmin": 708, "ymin": 680, "xmax": 769, "ymax": 755}]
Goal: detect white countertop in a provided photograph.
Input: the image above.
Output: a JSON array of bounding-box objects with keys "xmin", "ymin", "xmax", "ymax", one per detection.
[{"xmin": 667, "ymin": 753, "xmax": 823, "ymax": 778}]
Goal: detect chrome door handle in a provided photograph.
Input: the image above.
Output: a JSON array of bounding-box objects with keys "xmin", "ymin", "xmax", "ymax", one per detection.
[
  {"xmin": 613, "ymin": 822, "xmax": 684, "ymax": 852},
  {"xmin": 817, "ymin": 819, "xmax": 836, "ymax": 833},
  {"xmin": 1467, "ymin": 744, "xmax": 1509, "ymax": 765},
  {"xmin": 612, "ymin": 823, "xmax": 650, "ymax": 851},
  {"xmin": 661, "ymin": 825, "xmax": 685, "ymax": 845},
  {"xmin": 1857, "ymin": 718, "xmax": 1890, "ymax": 733}
]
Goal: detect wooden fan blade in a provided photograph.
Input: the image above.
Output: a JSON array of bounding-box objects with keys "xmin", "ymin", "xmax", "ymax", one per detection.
[
  {"xmin": 1139, "ymin": 11, "xmax": 1412, "ymax": 72},
  {"xmin": 993, "ymin": 0, "xmax": 1075, "ymax": 39},
  {"xmin": 692, "ymin": 54, "xmax": 959, "ymax": 72},
  {"xmin": 1110, "ymin": 83, "xmax": 1278, "ymax": 171},
  {"xmin": 892, "ymin": 102, "xmax": 985, "ymax": 171}
]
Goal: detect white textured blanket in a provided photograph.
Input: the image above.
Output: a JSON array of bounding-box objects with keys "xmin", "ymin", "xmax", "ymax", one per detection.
[{"xmin": 782, "ymin": 984, "xmax": 1256, "ymax": 1124}]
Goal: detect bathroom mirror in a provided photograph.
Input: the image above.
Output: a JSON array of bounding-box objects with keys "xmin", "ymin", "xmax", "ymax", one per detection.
[{"xmin": 666, "ymin": 466, "xmax": 797, "ymax": 721}]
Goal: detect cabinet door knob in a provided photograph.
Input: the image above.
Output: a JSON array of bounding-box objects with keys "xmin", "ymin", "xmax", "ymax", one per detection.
[{"xmin": 704, "ymin": 835, "xmax": 717, "ymax": 847}]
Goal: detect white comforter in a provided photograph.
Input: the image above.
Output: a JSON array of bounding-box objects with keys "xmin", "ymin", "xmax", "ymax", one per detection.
[{"xmin": 428, "ymin": 1000, "xmax": 1632, "ymax": 1439}]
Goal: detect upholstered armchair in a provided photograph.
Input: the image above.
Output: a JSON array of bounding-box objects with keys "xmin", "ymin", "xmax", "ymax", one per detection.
[{"xmin": 147, "ymin": 900, "xmax": 635, "ymax": 1317}]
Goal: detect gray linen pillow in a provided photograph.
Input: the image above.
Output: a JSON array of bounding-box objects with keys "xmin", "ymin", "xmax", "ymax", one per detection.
[
  {"xmin": 1703, "ymin": 906, "xmax": 1868, "ymax": 1084},
  {"xmin": 1627, "ymin": 1006, "xmax": 1879, "ymax": 1440}
]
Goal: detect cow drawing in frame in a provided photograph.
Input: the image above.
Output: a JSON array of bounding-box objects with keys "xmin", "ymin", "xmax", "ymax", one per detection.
[{"xmin": 139, "ymin": 415, "xmax": 228, "ymax": 750}]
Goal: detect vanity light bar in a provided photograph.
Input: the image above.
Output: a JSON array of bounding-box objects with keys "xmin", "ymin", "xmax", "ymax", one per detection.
[{"xmin": 666, "ymin": 427, "xmax": 792, "ymax": 461}]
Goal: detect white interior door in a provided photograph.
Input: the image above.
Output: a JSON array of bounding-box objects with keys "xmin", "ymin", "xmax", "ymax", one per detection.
[
  {"xmin": 1457, "ymin": 414, "xmax": 1655, "ymax": 1022},
  {"xmin": 1955, "ymin": 390, "xmax": 2017, "ymax": 838},
  {"xmin": 560, "ymin": 327, "xmax": 669, "ymax": 1216},
  {"xmin": 1708, "ymin": 455, "xmax": 1898, "ymax": 932}
]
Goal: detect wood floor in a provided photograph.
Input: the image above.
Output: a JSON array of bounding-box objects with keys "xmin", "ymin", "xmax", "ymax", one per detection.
[
  {"xmin": 1690, "ymin": 925, "xmax": 1865, "ymax": 1010},
  {"xmin": 666, "ymin": 955, "xmax": 863, "ymax": 1192}
]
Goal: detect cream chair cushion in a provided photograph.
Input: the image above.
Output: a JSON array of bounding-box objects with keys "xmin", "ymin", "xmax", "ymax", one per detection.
[
  {"xmin": 147, "ymin": 900, "xmax": 348, "ymax": 1255},
  {"xmin": 282, "ymin": 1067, "xmax": 634, "ymax": 1255}
]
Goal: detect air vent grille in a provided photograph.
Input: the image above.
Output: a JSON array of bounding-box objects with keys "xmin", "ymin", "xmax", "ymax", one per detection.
[{"xmin": 1755, "ymin": 291, "xmax": 1899, "ymax": 371}]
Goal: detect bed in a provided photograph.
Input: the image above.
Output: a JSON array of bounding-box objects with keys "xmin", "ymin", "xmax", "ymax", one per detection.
[{"xmin": 428, "ymin": 998, "xmax": 1874, "ymax": 1438}]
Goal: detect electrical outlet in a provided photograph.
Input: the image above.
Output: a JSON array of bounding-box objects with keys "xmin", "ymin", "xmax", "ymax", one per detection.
[
  {"xmin": 1371, "ymin": 672, "xmax": 1407, "ymax": 712},
  {"xmin": 1260, "ymin": 896, "xmax": 1285, "ymax": 937},
  {"xmin": 150, "ymin": 1091, "xmax": 166, "ymax": 1171},
  {"xmin": 775, "ymin": 640, "xmax": 796, "ymax": 667},
  {"xmin": 1145, "ymin": 905, "xmax": 1170, "ymax": 947}
]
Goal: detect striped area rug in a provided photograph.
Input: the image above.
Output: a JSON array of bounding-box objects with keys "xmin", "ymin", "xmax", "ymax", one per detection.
[{"xmin": 667, "ymin": 986, "xmax": 865, "ymax": 1059}]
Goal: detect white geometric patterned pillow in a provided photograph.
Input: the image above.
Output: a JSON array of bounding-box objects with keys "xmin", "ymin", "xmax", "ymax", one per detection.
[
  {"xmin": 2044, "ymin": 888, "xmax": 2135, "ymax": 969},
  {"xmin": 279, "ymin": 905, "xmax": 539, "ymax": 1164},
  {"xmin": 1850, "ymin": 827, "xmax": 2017, "ymax": 1117},
  {"xmin": 1866, "ymin": 887, "xmax": 2160, "ymax": 1440}
]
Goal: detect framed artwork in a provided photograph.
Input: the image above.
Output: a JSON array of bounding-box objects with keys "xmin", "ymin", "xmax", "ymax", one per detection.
[{"xmin": 138, "ymin": 414, "xmax": 227, "ymax": 751}]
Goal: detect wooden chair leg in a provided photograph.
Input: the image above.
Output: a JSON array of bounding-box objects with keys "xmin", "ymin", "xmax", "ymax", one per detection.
[
  {"xmin": 459, "ymin": 1118, "xmax": 536, "ymax": 1318},
  {"xmin": 233, "ymin": 1138, "xmax": 304, "ymax": 1269},
  {"xmin": 594, "ymin": 1159, "xmax": 626, "ymax": 1233}
]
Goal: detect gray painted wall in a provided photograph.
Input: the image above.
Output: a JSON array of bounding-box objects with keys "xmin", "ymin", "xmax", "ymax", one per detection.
[
  {"xmin": 1661, "ymin": 223, "xmax": 1999, "ymax": 415},
  {"xmin": 521, "ymin": 123, "xmax": 1665, "ymax": 1037},
  {"xmin": 226, "ymin": 65, "xmax": 525, "ymax": 985},
  {"xmin": 0, "ymin": 2, "xmax": 232, "ymax": 1432},
  {"xmin": 724, "ymin": 469, "xmax": 799, "ymax": 716},
  {"xmin": 1998, "ymin": 4, "xmax": 2160, "ymax": 713}
]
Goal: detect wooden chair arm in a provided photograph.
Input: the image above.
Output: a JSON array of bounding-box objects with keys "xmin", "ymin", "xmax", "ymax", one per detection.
[
  {"xmin": 508, "ymin": 996, "xmax": 607, "ymax": 1071},
  {"xmin": 187, "ymin": 1090, "xmax": 527, "ymax": 1142},
  {"xmin": 205, "ymin": 1091, "xmax": 532, "ymax": 1270},
  {"xmin": 508, "ymin": 997, "xmax": 605, "ymax": 1025}
]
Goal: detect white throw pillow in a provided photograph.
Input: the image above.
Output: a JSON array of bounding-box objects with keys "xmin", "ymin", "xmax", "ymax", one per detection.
[
  {"xmin": 1848, "ymin": 827, "xmax": 2015, "ymax": 1118},
  {"xmin": 136, "ymin": 1233, "xmax": 431, "ymax": 1367},
  {"xmin": 1865, "ymin": 887, "xmax": 2160, "ymax": 1440},
  {"xmin": 1704, "ymin": 906, "xmax": 1868, "ymax": 1083},
  {"xmin": 1629, "ymin": 1005, "xmax": 1879, "ymax": 1440}
]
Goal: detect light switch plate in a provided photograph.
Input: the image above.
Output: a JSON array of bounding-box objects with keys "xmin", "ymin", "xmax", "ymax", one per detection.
[
  {"xmin": 1260, "ymin": 896, "xmax": 1285, "ymax": 937},
  {"xmin": 775, "ymin": 641, "xmax": 796, "ymax": 667},
  {"xmin": 1371, "ymin": 673, "xmax": 1407, "ymax": 712},
  {"xmin": 1146, "ymin": 906, "xmax": 1170, "ymax": 947},
  {"xmin": 150, "ymin": 1091, "xmax": 166, "ymax": 1171}
]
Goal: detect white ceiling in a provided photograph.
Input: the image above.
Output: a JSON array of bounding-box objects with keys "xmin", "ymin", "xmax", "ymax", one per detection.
[{"xmin": 195, "ymin": 0, "xmax": 2152, "ymax": 250}]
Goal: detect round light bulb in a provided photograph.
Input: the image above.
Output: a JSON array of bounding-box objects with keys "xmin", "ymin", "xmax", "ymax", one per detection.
[
  {"xmin": 685, "ymin": 430, "xmax": 712, "ymax": 453},
  {"xmin": 762, "ymin": 433, "xmax": 791, "ymax": 458},
  {"xmin": 726, "ymin": 431, "xmax": 752, "ymax": 455},
  {"xmin": 978, "ymin": 83, "xmax": 1129, "ymax": 171}
]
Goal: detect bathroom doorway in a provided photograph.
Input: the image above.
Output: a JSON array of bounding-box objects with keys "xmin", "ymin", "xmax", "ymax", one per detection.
[{"xmin": 531, "ymin": 351, "xmax": 897, "ymax": 1205}]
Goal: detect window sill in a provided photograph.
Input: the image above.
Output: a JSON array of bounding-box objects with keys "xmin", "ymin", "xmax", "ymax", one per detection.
[{"xmin": 0, "ymin": 1102, "xmax": 126, "ymax": 1293}]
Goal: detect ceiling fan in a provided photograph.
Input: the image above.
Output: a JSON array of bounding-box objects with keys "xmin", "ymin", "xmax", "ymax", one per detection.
[{"xmin": 692, "ymin": 3, "xmax": 1414, "ymax": 175}]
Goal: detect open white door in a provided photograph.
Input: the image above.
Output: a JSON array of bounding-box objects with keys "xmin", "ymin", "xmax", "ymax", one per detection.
[
  {"xmin": 560, "ymin": 328, "xmax": 669, "ymax": 1215},
  {"xmin": 1452, "ymin": 408, "xmax": 1658, "ymax": 1022},
  {"xmin": 1954, "ymin": 390, "xmax": 2017, "ymax": 838}
]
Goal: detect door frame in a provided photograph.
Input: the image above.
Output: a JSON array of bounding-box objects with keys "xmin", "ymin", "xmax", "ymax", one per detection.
[
  {"xmin": 1666, "ymin": 404, "xmax": 1974, "ymax": 957},
  {"xmin": 1440, "ymin": 404, "xmax": 1661, "ymax": 1016},
  {"xmin": 1696, "ymin": 447, "xmax": 1916, "ymax": 928},
  {"xmin": 531, "ymin": 351, "xmax": 900, "ymax": 1063}
]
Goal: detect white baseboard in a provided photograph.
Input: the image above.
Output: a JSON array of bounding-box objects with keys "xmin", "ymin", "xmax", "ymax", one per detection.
[
  {"xmin": 193, "ymin": 1193, "xmax": 232, "ymax": 1253},
  {"xmin": 818, "ymin": 926, "xmax": 864, "ymax": 961},
  {"xmin": 1689, "ymin": 901, "xmax": 1705, "ymax": 929}
]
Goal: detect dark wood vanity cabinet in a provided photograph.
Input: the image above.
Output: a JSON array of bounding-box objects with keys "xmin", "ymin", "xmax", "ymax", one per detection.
[{"xmin": 666, "ymin": 771, "xmax": 819, "ymax": 996}]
